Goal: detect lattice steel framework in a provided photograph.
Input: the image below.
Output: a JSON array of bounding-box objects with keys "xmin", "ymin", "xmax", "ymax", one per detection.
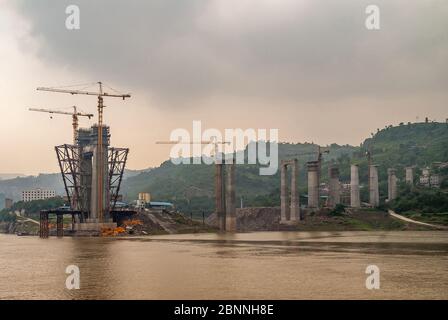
[
  {"xmin": 55, "ymin": 144, "xmax": 87, "ymax": 215},
  {"xmin": 56, "ymin": 144, "xmax": 128, "ymax": 218},
  {"xmin": 108, "ymin": 147, "xmax": 129, "ymax": 212},
  {"xmin": 39, "ymin": 212, "xmax": 49, "ymax": 238},
  {"xmin": 56, "ymin": 215, "xmax": 64, "ymax": 237}
]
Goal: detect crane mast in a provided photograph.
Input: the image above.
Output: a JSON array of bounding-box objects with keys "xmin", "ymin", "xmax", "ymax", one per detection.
[
  {"xmin": 97, "ymin": 83, "xmax": 104, "ymax": 225},
  {"xmin": 37, "ymin": 82, "xmax": 131, "ymax": 222}
]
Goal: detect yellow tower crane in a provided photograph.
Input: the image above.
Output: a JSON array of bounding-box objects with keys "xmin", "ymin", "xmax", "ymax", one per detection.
[
  {"xmin": 29, "ymin": 106, "xmax": 94, "ymax": 144},
  {"xmin": 36, "ymin": 82, "xmax": 131, "ymax": 222}
]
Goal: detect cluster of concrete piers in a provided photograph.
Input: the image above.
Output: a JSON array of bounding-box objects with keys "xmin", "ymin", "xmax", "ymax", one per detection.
[
  {"xmin": 279, "ymin": 160, "xmax": 413, "ymax": 224},
  {"xmin": 214, "ymin": 157, "xmax": 413, "ymax": 230}
]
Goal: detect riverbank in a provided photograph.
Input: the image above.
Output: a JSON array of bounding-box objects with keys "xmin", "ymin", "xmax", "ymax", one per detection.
[
  {"xmin": 0, "ymin": 207, "xmax": 438, "ymax": 237},
  {"xmin": 395, "ymin": 211, "xmax": 448, "ymax": 226},
  {"xmin": 0, "ymin": 218, "xmax": 39, "ymax": 235},
  {"xmin": 294, "ymin": 209, "xmax": 435, "ymax": 231},
  {"xmin": 208, "ymin": 207, "xmax": 435, "ymax": 232},
  {"xmin": 0, "ymin": 210, "xmax": 217, "ymax": 236}
]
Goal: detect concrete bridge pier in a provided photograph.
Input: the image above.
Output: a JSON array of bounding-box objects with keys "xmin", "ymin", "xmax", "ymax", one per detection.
[
  {"xmin": 405, "ymin": 167, "xmax": 414, "ymax": 185},
  {"xmin": 388, "ymin": 168, "xmax": 397, "ymax": 201},
  {"xmin": 350, "ymin": 164, "xmax": 361, "ymax": 208},
  {"xmin": 290, "ymin": 159, "xmax": 300, "ymax": 221},
  {"xmin": 225, "ymin": 163, "xmax": 236, "ymax": 232},
  {"xmin": 215, "ymin": 162, "xmax": 226, "ymax": 231},
  {"xmin": 307, "ymin": 161, "xmax": 320, "ymax": 209},
  {"xmin": 280, "ymin": 159, "xmax": 300, "ymax": 223},
  {"xmin": 350, "ymin": 165, "xmax": 360, "ymax": 208},
  {"xmin": 369, "ymin": 165, "xmax": 379, "ymax": 207},
  {"xmin": 328, "ymin": 165, "xmax": 341, "ymax": 208},
  {"xmin": 280, "ymin": 163, "xmax": 289, "ymax": 222}
]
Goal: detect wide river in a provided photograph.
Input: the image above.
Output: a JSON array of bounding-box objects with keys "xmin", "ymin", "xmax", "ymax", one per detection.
[{"xmin": 0, "ymin": 231, "xmax": 447, "ymax": 299}]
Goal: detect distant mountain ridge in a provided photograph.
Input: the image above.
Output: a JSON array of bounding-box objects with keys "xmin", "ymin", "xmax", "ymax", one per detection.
[
  {"xmin": 0, "ymin": 174, "xmax": 26, "ymax": 180},
  {"xmin": 0, "ymin": 168, "xmax": 152, "ymax": 201}
]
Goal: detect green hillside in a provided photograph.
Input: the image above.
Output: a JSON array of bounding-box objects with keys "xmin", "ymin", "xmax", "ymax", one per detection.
[
  {"xmin": 122, "ymin": 122, "xmax": 448, "ymax": 215},
  {"xmin": 363, "ymin": 122, "xmax": 448, "ymax": 170}
]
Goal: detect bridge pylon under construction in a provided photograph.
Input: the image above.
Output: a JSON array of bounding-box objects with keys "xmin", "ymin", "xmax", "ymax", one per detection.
[{"xmin": 55, "ymin": 125, "xmax": 129, "ymax": 232}]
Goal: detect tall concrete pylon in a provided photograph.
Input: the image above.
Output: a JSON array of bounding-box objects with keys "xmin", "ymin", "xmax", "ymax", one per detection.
[
  {"xmin": 388, "ymin": 168, "xmax": 397, "ymax": 201},
  {"xmin": 307, "ymin": 161, "xmax": 320, "ymax": 209},
  {"xmin": 328, "ymin": 165, "xmax": 341, "ymax": 208},
  {"xmin": 280, "ymin": 163, "xmax": 289, "ymax": 222},
  {"xmin": 290, "ymin": 159, "xmax": 300, "ymax": 221},
  {"xmin": 215, "ymin": 162, "xmax": 226, "ymax": 231},
  {"xmin": 369, "ymin": 165, "xmax": 380, "ymax": 207},
  {"xmin": 225, "ymin": 163, "xmax": 236, "ymax": 232},
  {"xmin": 350, "ymin": 165, "xmax": 361, "ymax": 208},
  {"xmin": 280, "ymin": 159, "xmax": 300, "ymax": 222},
  {"xmin": 405, "ymin": 167, "xmax": 414, "ymax": 185}
]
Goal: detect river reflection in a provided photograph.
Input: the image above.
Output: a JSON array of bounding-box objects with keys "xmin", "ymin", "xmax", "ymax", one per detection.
[{"xmin": 0, "ymin": 231, "xmax": 447, "ymax": 299}]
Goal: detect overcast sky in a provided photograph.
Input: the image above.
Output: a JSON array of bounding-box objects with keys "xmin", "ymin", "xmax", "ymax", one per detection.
[{"xmin": 0, "ymin": 0, "xmax": 447, "ymax": 175}]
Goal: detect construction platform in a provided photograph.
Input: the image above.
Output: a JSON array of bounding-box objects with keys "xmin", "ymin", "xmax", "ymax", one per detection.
[{"xmin": 39, "ymin": 209, "xmax": 136, "ymax": 238}]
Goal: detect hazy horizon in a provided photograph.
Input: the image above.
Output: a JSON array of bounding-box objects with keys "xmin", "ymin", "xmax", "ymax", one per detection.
[{"xmin": 1, "ymin": 119, "xmax": 446, "ymax": 177}]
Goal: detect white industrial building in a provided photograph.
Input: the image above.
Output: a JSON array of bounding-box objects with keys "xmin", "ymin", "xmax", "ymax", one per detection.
[{"xmin": 21, "ymin": 189, "xmax": 56, "ymax": 202}]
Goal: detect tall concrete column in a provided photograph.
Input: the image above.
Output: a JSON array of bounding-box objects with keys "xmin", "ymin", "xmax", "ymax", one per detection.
[
  {"xmin": 307, "ymin": 161, "xmax": 319, "ymax": 209},
  {"xmin": 225, "ymin": 164, "xmax": 236, "ymax": 232},
  {"xmin": 369, "ymin": 165, "xmax": 379, "ymax": 207},
  {"xmin": 405, "ymin": 167, "xmax": 414, "ymax": 185},
  {"xmin": 290, "ymin": 159, "xmax": 300, "ymax": 221},
  {"xmin": 388, "ymin": 168, "xmax": 397, "ymax": 201},
  {"xmin": 280, "ymin": 163, "xmax": 289, "ymax": 222},
  {"xmin": 350, "ymin": 165, "xmax": 360, "ymax": 208},
  {"xmin": 90, "ymin": 146, "xmax": 98, "ymax": 220},
  {"xmin": 87, "ymin": 126, "xmax": 110, "ymax": 222},
  {"xmin": 215, "ymin": 163, "xmax": 226, "ymax": 231},
  {"xmin": 328, "ymin": 166, "xmax": 341, "ymax": 208}
]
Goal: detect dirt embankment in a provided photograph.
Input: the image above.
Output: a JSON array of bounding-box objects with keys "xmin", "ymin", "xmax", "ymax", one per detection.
[
  {"xmin": 1, "ymin": 208, "xmax": 432, "ymax": 236},
  {"xmin": 118, "ymin": 209, "xmax": 217, "ymax": 236},
  {"xmin": 207, "ymin": 207, "xmax": 434, "ymax": 232},
  {"xmin": 0, "ymin": 219, "xmax": 39, "ymax": 235},
  {"xmin": 0, "ymin": 210, "xmax": 216, "ymax": 236},
  {"xmin": 0, "ymin": 222, "xmax": 16, "ymax": 234}
]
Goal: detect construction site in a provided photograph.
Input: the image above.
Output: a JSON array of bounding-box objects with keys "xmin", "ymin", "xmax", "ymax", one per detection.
[
  {"xmin": 30, "ymin": 82, "xmax": 216, "ymax": 238},
  {"xmin": 27, "ymin": 83, "xmax": 446, "ymax": 238},
  {"xmin": 30, "ymin": 82, "xmax": 134, "ymax": 237}
]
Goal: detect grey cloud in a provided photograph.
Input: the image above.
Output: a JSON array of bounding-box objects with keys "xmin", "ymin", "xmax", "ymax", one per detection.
[{"xmin": 12, "ymin": 0, "xmax": 448, "ymax": 107}]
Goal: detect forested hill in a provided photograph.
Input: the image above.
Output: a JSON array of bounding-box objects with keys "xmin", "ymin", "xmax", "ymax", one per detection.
[
  {"xmin": 121, "ymin": 122, "xmax": 448, "ymax": 214},
  {"xmin": 362, "ymin": 122, "xmax": 448, "ymax": 170}
]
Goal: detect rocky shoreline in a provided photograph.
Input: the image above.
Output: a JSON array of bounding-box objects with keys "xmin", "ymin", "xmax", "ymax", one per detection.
[
  {"xmin": 1, "ymin": 207, "xmax": 434, "ymax": 237},
  {"xmin": 207, "ymin": 207, "xmax": 434, "ymax": 231}
]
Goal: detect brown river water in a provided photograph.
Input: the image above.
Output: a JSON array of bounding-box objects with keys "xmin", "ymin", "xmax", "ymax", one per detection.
[{"xmin": 0, "ymin": 231, "xmax": 447, "ymax": 299}]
